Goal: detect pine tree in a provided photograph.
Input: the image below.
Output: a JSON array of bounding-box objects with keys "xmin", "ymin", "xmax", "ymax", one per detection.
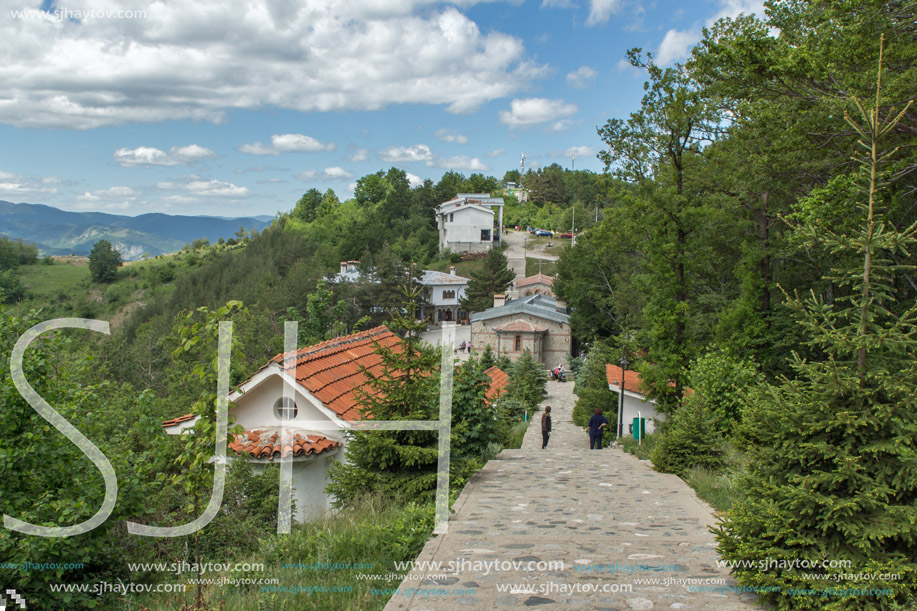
[
  {"xmin": 714, "ymin": 38, "xmax": 917, "ymax": 610},
  {"xmin": 326, "ymin": 279, "xmax": 442, "ymax": 504},
  {"xmin": 460, "ymin": 249, "xmax": 515, "ymax": 313}
]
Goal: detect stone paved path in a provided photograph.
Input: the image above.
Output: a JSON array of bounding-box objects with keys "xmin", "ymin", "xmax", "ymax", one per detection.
[{"xmin": 384, "ymin": 381, "xmax": 760, "ymax": 610}]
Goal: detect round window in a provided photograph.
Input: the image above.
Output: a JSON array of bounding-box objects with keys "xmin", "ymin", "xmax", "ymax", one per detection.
[{"xmin": 273, "ymin": 397, "xmax": 298, "ymax": 421}]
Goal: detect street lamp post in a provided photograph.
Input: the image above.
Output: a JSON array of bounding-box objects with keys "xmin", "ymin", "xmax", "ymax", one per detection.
[{"xmin": 617, "ymin": 354, "xmax": 629, "ymax": 439}]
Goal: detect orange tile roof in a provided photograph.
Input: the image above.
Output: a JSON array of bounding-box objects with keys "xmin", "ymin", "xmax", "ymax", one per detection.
[
  {"xmin": 605, "ymin": 364, "xmax": 693, "ymax": 397},
  {"xmin": 606, "ymin": 364, "xmax": 644, "ymax": 394},
  {"xmin": 494, "ymin": 320, "xmax": 547, "ymax": 333},
  {"xmin": 484, "ymin": 366, "xmax": 509, "ymax": 403},
  {"xmin": 267, "ymin": 325, "xmax": 403, "ymax": 421},
  {"xmin": 228, "ymin": 428, "xmax": 342, "ymax": 460},
  {"xmin": 162, "ymin": 413, "xmax": 197, "ymax": 428},
  {"xmin": 516, "ymin": 273, "xmax": 554, "ymax": 288}
]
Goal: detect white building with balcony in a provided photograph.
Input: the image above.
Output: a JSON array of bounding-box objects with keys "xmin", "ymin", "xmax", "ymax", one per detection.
[
  {"xmin": 436, "ymin": 193, "xmax": 504, "ymax": 254},
  {"xmin": 419, "ymin": 267, "xmax": 470, "ymax": 323}
]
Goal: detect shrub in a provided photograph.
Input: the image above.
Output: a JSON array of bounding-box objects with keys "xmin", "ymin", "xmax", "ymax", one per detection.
[{"xmin": 649, "ymin": 399, "xmax": 723, "ymax": 477}]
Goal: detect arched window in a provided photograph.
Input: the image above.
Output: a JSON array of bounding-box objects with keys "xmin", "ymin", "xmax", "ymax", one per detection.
[{"xmin": 273, "ymin": 397, "xmax": 298, "ymax": 421}]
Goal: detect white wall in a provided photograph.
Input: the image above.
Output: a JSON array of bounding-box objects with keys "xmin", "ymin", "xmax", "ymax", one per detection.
[
  {"xmin": 608, "ymin": 388, "xmax": 665, "ymax": 436},
  {"xmin": 249, "ymin": 454, "xmax": 339, "ymax": 522},
  {"xmin": 230, "ymin": 370, "xmax": 337, "ymax": 432},
  {"xmin": 443, "ymin": 207, "xmax": 494, "ymax": 245},
  {"xmin": 430, "ymin": 284, "xmax": 466, "ymax": 306}
]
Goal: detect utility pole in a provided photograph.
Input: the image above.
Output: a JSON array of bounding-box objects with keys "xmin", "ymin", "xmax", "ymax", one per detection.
[{"xmin": 520, "ymin": 153, "xmax": 526, "ymax": 187}]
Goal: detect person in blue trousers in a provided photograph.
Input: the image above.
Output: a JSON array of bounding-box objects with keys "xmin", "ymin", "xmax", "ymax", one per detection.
[{"xmin": 588, "ymin": 407, "xmax": 609, "ymax": 449}]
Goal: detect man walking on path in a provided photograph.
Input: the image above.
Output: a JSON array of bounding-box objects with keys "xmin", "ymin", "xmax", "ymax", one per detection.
[
  {"xmin": 541, "ymin": 406, "xmax": 551, "ymax": 449},
  {"xmin": 588, "ymin": 407, "xmax": 608, "ymax": 449}
]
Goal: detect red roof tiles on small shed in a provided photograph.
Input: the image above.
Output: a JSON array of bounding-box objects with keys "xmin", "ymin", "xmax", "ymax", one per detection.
[
  {"xmin": 484, "ymin": 366, "xmax": 509, "ymax": 403},
  {"xmin": 228, "ymin": 428, "xmax": 342, "ymax": 460}
]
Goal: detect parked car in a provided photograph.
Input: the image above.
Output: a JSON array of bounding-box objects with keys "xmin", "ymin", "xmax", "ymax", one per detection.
[
  {"xmin": 560, "ymin": 232, "xmax": 574, "ymax": 239},
  {"xmin": 534, "ymin": 229, "xmax": 553, "ymax": 237}
]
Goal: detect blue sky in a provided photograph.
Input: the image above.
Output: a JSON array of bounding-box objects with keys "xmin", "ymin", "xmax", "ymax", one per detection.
[{"xmin": 0, "ymin": 0, "xmax": 764, "ymax": 218}]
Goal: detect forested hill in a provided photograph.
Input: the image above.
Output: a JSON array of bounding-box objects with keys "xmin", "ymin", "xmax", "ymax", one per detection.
[{"xmin": 0, "ymin": 200, "xmax": 273, "ymax": 259}]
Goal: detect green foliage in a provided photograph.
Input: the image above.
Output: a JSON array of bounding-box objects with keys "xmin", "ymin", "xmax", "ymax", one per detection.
[
  {"xmin": 619, "ymin": 432, "xmax": 657, "ymax": 460},
  {"xmin": 686, "ymin": 345, "xmax": 761, "ymax": 435},
  {"xmin": 459, "ymin": 249, "xmax": 515, "ymax": 313},
  {"xmin": 0, "ymin": 269, "xmax": 24, "ymax": 303},
  {"xmin": 649, "ymin": 400, "xmax": 723, "ymax": 477},
  {"xmin": 88, "ymin": 239, "xmax": 122, "ymax": 283},
  {"xmin": 479, "ymin": 343, "xmax": 496, "ymax": 369},
  {"xmin": 327, "ymin": 282, "xmax": 442, "ymax": 504},
  {"xmin": 505, "ymin": 349, "xmax": 547, "ymax": 411},
  {"xmin": 0, "ymin": 237, "xmax": 38, "ymax": 270},
  {"xmin": 451, "ymin": 358, "xmax": 501, "ymax": 462},
  {"xmin": 572, "ymin": 340, "xmax": 617, "ymax": 427},
  {"xmin": 714, "ymin": 48, "xmax": 917, "ymax": 610}
]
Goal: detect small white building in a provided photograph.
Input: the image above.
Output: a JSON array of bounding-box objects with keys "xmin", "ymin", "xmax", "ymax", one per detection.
[
  {"xmin": 436, "ymin": 193, "xmax": 504, "ymax": 254},
  {"xmin": 419, "ymin": 267, "xmax": 470, "ymax": 323},
  {"xmin": 163, "ymin": 326, "xmax": 401, "ymax": 522},
  {"xmin": 163, "ymin": 326, "xmax": 509, "ymax": 523},
  {"xmin": 605, "ymin": 364, "xmax": 676, "ymax": 437}
]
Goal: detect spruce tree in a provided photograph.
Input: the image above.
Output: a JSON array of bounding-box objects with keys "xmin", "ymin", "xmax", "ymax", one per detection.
[
  {"xmin": 460, "ymin": 249, "xmax": 515, "ymax": 313},
  {"xmin": 714, "ymin": 39, "xmax": 917, "ymax": 610},
  {"xmin": 326, "ymin": 279, "xmax": 442, "ymax": 504}
]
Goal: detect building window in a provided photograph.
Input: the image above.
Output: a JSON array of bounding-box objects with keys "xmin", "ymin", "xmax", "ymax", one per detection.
[
  {"xmin": 273, "ymin": 397, "xmax": 298, "ymax": 421},
  {"xmin": 449, "ymin": 213, "xmax": 453, "ymax": 222},
  {"xmin": 481, "ymin": 229, "xmax": 491, "ymax": 241},
  {"xmin": 443, "ymin": 290, "xmax": 455, "ymax": 299},
  {"xmin": 514, "ymin": 335, "xmax": 521, "ymax": 351}
]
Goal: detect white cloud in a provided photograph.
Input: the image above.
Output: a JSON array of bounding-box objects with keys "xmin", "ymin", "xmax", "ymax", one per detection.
[
  {"xmin": 379, "ymin": 144, "xmax": 435, "ymax": 163},
  {"xmin": 656, "ymin": 28, "xmax": 700, "ymax": 66},
  {"xmin": 297, "ymin": 170, "xmax": 318, "ymax": 181},
  {"xmin": 563, "ymin": 145, "xmax": 595, "ymax": 158},
  {"xmin": 406, "ymin": 172, "xmax": 424, "ymax": 187},
  {"xmin": 157, "ymin": 179, "xmax": 250, "ymax": 198},
  {"xmin": 434, "ymin": 155, "xmax": 489, "ymax": 171},
  {"xmin": 0, "ymin": 2, "xmax": 543, "ymax": 129},
  {"xmin": 323, "ymin": 166, "xmax": 353, "ymax": 179},
  {"xmin": 566, "ymin": 65, "xmax": 597, "ymax": 89},
  {"xmin": 586, "ymin": 0, "xmax": 623, "ymax": 26},
  {"xmin": 349, "ymin": 149, "xmax": 369, "ymax": 162},
  {"xmin": 0, "ymin": 172, "xmax": 59, "ymax": 197},
  {"xmin": 239, "ymin": 134, "xmax": 334, "ymax": 156},
  {"xmin": 114, "ymin": 145, "xmax": 217, "ymax": 167},
  {"xmin": 76, "ymin": 186, "xmax": 138, "ymax": 208},
  {"xmin": 499, "ymin": 98, "xmax": 577, "ymax": 129},
  {"xmin": 485, "ymin": 148, "xmax": 505, "ymax": 158},
  {"xmin": 542, "ymin": 0, "xmax": 576, "ymax": 8},
  {"xmin": 435, "ymin": 129, "xmax": 469, "ymax": 144}
]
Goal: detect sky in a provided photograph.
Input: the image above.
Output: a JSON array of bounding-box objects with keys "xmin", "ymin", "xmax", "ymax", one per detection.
[{"xmin": 0, "ymin": 0, "xmax": 765, "ymax": 218}]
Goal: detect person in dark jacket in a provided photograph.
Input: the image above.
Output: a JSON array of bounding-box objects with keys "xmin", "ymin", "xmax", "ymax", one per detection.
[
  {"xmin": 541, "ymin": 406, "xmax": 552, "ymax": 450},
  {"xmin": 588, "ymin": 407, "xmax": 609, "ymax": 449}
]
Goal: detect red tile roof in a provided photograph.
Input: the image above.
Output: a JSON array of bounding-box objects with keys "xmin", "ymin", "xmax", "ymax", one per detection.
[
  {"xmin": 162, "ymin": 413, "xmax": 197, "ymax": 428},
  {"xmin": 605, "ymin": 364, "xmax": 693, "ymax": 397},
  {"xmin": 266, "ymin": 325, "xmax": 403, "ymax": 421},
  {"xmin": 494, "ymin": 320, "xmax": 547, "ymax": 333},
  {"xmin": 484, "ymin": 366, "xmax": 509, "ymax": 403},
  {"xmin": 516, "ymin": 273, "xmax": 554, "ymax": 288},
  {"xmin": 228, "ymin": 428, "xmax": 341, "ymax": 460}
]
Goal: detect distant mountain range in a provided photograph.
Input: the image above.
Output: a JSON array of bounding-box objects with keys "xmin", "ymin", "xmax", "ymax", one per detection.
[{"xmin": 0, "ymin": 201, "xmax": 274, "ymax": 261}]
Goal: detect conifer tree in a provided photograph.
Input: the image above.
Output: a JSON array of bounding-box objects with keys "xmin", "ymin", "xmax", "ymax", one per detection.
[
  {"xmin": 326, "ymin": 279, "xmax": 441, "ymax": 504},
  {"xmin": 460, "ymin": 249, "xmax": 515, "ymax": 313},
  {"xmin": 714, "ymin": 38, "xmax": 917, "ymax": 610}
]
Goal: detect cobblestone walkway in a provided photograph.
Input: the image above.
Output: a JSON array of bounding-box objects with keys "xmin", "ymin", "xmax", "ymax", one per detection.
[{"xmin": 384, "ymin": 381, "xmax": 759, "ymax": 610}]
